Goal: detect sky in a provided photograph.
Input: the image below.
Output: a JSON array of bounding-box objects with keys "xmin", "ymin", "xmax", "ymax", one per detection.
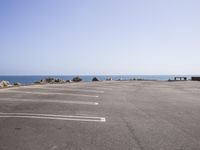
[{"xmin": 0, "ymin": 0, "xmax": 200, "ymax": 75}]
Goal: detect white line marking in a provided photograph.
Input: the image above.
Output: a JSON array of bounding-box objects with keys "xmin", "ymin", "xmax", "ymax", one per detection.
[
  {"xmin": 23, "ymin": 86, "xmax": 105, "ymax": 93},
  {"xmin": 0, "ymin": 90, "xmax": 99, "ymax": 98},
  {"xmin": 0, "ymin": 116, "xmax": 105, "ymax": 122},
  {"xmin": 84, "ymin": 87, "xmax": 113, "ymax": 90},
  {"xmin": 0, "ymin": 98, "xmax": 99, "ymax": 105},
  {"xmin": 66, "ymin": 87, "xmax": 112, "ymax": 90},
  {"xmin": 0, "ymin": 112, "xmax": 106, "ymax": 122},
  {"xmin": 46, "ymin": 85, "xmax": 112, "ymax": 90}
]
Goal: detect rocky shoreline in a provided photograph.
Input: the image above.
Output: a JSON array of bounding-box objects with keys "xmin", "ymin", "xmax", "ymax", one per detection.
[
  {"xmin": 0, "ymin": 76, "xmax": 148, "ymax": 89},
  {"xmin": 0, "ymin": 76, "xmax": 99, "ymax": 89}
]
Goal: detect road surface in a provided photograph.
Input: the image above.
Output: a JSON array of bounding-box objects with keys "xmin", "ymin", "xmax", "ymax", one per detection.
[{"xmin": 0, "ymin": 81, "xmax": 200, "ymax": 150}]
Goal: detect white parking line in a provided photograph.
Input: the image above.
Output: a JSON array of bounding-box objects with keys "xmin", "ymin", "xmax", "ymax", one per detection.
[
  {"xmin": 44, "ymin": 85, "xmax": 112, "ymax": 90},
  {"xmin": 23, "ymin": 86, "xmax": 105, "ymax": 93},
  {"xmin": 0, "ymin": 112, "xmax": 106, "ymax": 122},
  {"xmin": 45, "ymin": 85, "xmax": 112, "ymax": 90},
  {"xmin": 0, "ymin": 98, "xmax": 99, "ymax": 105},
  {"xmin": 73, "ymin": 87, "xmax": 112, "ymax": 90},
  {"xmin": 0, "ymin": 90, "xmax": 99, "ymax": 98}
]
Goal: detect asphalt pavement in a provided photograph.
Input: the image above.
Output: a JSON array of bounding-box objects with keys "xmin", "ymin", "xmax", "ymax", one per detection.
[{"xmin": 0, "ymin": 81, "xmax": 200, "ymax": 150}]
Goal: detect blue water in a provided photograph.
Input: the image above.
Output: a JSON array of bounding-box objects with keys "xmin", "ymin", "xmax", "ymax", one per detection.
[{"xmin": 0, "ymin": 75, "xmax": 192, "ymax": 85}]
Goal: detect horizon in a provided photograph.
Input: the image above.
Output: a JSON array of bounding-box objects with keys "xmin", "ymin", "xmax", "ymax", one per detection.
[
  {"xmin": 1, "ymin": 0, "xmax": 200, "ymax": 75},
  {"xmin": 2, "ymin": 73, "xmax": 200, "ymax": 76},
  {"xmin": 0, "ymin": 74, "xmax": 200, "ymax": 80}
]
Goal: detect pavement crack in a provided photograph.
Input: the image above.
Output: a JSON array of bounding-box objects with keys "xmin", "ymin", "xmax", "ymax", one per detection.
[{"xmin": 122, "ymin": 118, "xmax": 145, "ymax": 150}]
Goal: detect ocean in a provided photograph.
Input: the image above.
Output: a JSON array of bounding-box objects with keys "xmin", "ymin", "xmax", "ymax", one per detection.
[{"xmin": 0, "ymin": 75, "xmax": 192, "ymax": 85}]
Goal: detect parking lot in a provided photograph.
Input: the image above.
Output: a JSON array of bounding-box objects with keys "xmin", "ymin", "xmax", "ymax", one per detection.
[{"xmin": 1, "ymin": 81, "xmax": 200, "ymax": 150}]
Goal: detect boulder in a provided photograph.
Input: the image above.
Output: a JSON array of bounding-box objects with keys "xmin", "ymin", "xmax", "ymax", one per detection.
[
  {"xmin": 72, "ymin": 76, "xmax": 82, "ymax": 82},
  {"xmin": 34, "ymin": 81, "xmax": 41, "ymax": 84},
  {"xmin": 35, "ymin": 77, "xmax": 67, "ymax": 84},
  {"xmin": 54, "ymin": 79, "xmax": 61, "ymax": 83},
  {"xmin": 14, "ymin": 82, "xmax": 22, "ymax": 86},
  {"xmin": 34, "ymin": 79, "xmax": 46, "ymax": 84},
  {"xmin": 60, "ymin": 80, "xmax": 66, "ymax": 83},
  {"xmin": 66, "ymin": 80, "xmax": 72, "ymax": 83},
  {"xmin": 92, "ymin": 77, "xmax": 100, "ymax": 81},
  {"xmin": 0, "ymin": 80, "xmax": 10, "ymax": 88},
  {"xmin": 45, "ymin": 77, "xmax": 55, "ymax": 83},
  {"xmin": 55, "ymin": 79, "xmax": 65, "ymax": 83},
  {"xmin": 106, "ymin": 77, "xmax": 112, "ymax": 81}
]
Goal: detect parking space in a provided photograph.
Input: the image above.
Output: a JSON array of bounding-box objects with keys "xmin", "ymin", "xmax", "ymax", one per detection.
[
  {"xmin": 0, "ymin": 82, "xmax": 113, "ymax": 150},
  {"xmin": 0, "ymin": 83, "xmax": 106, "ymax": 119}
]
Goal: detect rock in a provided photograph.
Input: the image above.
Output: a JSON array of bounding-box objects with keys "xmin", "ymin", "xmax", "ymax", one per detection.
[
  {"xmin": 35, "ymin": 77, "xmax": 67, "ymax": 84},
  {"xmin": 66, "ymin": 80, "xmax": 72, "ymax": 83},
  {"xmin": 54, "ymin": 79, "xmax": 61, "ymax": 83},
  {"xmin": 40, "ymin": 79, "xmax": 47, "ymax": 84},
  {"xmin": 35, "ymin": 77, "xmax": 55, "ymax": 84},
  {"xmin": 60, "ymin": 80, "xmax": 66, "ymax": 83},
  {"xmin": 34, "ymin": 81, "xmax": 41, "ymax": 84},
  {"xmin": 36, "ymin": 79, "xmax": 46, "ymax": 84},
  {"xmin": 0, "ymin": 80, "xmax": 10, "ymax": 88},
  {"xmin": 137, "ymin": 79, "xmax": 143, "ymax": 81},
  {"xmin": 0, "ymin": 84, "xmax": 3, "ymax": 88},
  {"xmin": 72, "ymin": 76, "xmax": 82, "ymax": 82},
  {"xmin": 14, "ymin": 82, "xmax": 22, "ymax": 86},
  {"xmin": 55, "ymin": 79, "xmax": 65, "ymax": 83},
  {"xmin": 92, "ymin": 77, "xmax": 100, "ymax": 81},
  {"xmin": 45, "ymin": 77, "xmax": 55, "ymax": 83},
  {"xmin": 106, "ymin": 77, "xmax": 112, "ymax": 81},
  {"xmin": 34, "ymin": 79, "xmax": 46, "ymax": 84}
]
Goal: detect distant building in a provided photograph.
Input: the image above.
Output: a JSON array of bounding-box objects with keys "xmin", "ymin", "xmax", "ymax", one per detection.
[{"xmin": 191, "ymin": 77, "xmax": 200, "ymax": 81}]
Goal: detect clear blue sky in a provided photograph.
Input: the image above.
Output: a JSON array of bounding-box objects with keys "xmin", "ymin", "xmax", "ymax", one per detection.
[{"xmin": 1, "ymin": 0, "xmax": 200, "ymax": 75}]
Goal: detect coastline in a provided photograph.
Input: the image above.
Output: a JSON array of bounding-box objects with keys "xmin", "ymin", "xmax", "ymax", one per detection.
[
  {"xmin": 0, "ymin": 76, "xmax": 191, "ymax": 90},
  {"xmin": 0, "ymin": 75, "xmax": 193, "ymax": 85}
]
